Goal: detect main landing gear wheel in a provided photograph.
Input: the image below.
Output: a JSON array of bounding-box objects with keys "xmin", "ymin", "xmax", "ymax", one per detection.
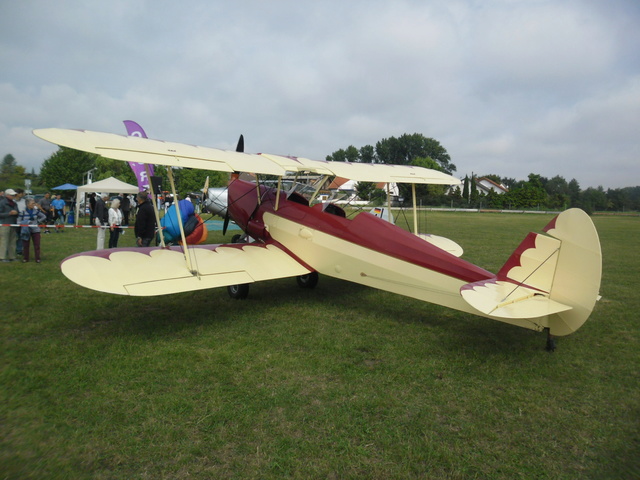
[
  {"xmin": 227, "ymin": 284, "xmax": 250, "ymax": 299},
  {"xmin": 296, "ymin": 272, "xmax": 319, "ymax": 289}
]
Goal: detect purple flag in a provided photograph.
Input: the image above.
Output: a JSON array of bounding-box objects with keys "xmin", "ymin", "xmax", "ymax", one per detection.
[{"xmin": 123, "ymin": 120, "xmax": 155, "ymax": 191}]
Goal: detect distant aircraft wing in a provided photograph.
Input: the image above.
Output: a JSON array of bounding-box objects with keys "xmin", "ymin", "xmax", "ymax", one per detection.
[
  {"xmin": 33, "ymin": 128, "xmax": 460, "ymax": 185},
  {"xmin": 61, "ymin": 243, "xmax": 311, "ymax": 296}
]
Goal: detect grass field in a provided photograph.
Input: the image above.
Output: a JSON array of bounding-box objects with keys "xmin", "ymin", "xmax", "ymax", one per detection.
[{"xmin": 1, "ymin": 212, "xmax": 639, "ymax": 479}]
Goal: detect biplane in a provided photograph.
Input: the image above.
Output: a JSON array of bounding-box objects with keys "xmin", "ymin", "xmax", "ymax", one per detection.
[{"xmin": 33, "ymin": 128, "xmax": 602, "ymax": 349}]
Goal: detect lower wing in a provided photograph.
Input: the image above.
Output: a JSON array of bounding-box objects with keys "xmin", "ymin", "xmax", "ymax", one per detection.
[{"xmin": 61, "ymin": 243, "xmax": 311, "ymax": 296}]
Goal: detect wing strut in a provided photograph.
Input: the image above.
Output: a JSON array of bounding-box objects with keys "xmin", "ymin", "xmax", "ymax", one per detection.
[
  {"xmin": 275, "ymin": 176, "xmax": 282, "ymax": 211},
  {"xmin": 310, "ymin": 175, "xmax": 328, "ymax": 204},
  {"xmin": 145, "ymin": 163, "xmax": 165, "ymax": 247},
  {"xmin": 386, "ymin": 183, "xmax": 392, "ymax": 223},
  {"xmin": 167, "ymin": 166, "xmax": 196, "ymax": 274},
  {"xmin": 412, "ymin": 184, "xmax": 418, "ymax": 234}
]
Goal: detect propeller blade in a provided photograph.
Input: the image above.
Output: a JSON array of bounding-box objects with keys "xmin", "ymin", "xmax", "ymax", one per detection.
[
  {"xmin": 222, "ymin": 211, "xmax": 230, "ymax": 236},
  {"xmin": 220, "ymin": 134, "xmax": 242, "ymax": 235}
]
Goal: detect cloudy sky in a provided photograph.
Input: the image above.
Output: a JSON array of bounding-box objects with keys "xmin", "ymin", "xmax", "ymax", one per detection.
[{"xmin": 1, "ymin": 0, "xmax": 638, "ymax": 188}]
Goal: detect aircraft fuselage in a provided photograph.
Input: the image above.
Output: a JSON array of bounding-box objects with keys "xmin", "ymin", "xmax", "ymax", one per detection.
[{"xmin": 228, "ymin": 179, "xmax": 496, "ymax": 315}]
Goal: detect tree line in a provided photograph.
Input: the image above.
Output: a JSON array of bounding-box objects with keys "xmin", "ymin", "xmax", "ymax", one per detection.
[
  {"xmin": 326, "ymin": 134, "xmax": 639, "ymax": 214},
  {"xmin": 1, "ymin": 150, "xmax": 226, "ymax": 199},
  {"xmin": 450, "ymin": 173, "xmax": 640, "ymax": 214},
  {"xmin": 2, "ymin": 131, "xmax": 638, "ymax": 213}
]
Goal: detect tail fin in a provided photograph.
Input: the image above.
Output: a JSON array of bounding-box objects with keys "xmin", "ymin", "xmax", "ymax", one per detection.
[{"xmin": 461, "ymin": 209, "xmax": 602, "ymax": 336}]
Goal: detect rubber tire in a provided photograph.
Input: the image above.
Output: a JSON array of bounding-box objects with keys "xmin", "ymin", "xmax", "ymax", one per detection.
[
  {"xmin": 227, "ymin": 284, "xmax": 250, "ymax": 299},
  {"xmin": 296, "ymin": 272, "xmax": 319, "ymax": 289}
]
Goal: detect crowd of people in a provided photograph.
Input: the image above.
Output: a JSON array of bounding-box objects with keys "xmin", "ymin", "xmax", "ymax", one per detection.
[
  {"xmin": 0, "ymin": 189, "xmax": 158, "ymax": 263},
  {"xmin": 90, "ymin": 192, "xmax": 156, "ymax": 250}
]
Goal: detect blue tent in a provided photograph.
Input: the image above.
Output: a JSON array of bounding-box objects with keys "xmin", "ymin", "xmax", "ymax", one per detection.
[{"xmin": 51, "ymin": 183, "xmax": 78, "ymax": 190}]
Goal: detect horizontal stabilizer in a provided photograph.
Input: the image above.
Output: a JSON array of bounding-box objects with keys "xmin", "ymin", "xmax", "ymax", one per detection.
[
  {"xmin": 415, "ymin": 233, "xmax": 464, "ymax": 257},
  {"xmin": 461, "ymin": 279, "xmax": 572, "ymax": 319}
]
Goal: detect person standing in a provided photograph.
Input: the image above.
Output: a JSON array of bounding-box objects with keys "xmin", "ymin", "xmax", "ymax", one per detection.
[
  {"xmin": 108, "ymin": 198, "xmax": 123, "ymax": 248},
  {"xmin": 38, "ymin": 192, "xmax": 52, "ymax": 233},
  {"xmin": 18, "ymin": 198, "xmax": 46, "ymax": 263},
  {"xmin": 88, "ymin": 192, "xmax": 96, "ymax": 226},
  {"xmin": 121, "ymin": 193, "xmax": 131, "ymax": 226},
  {"xmin": 94, "ymin": 193, "xmax": 109, "ymax": 250},
  {"xmin": 13, "ymin": 189, "xmax": 26, "ymax": 255},
  {"xmin": 134, "ymin": 192, "xmax": 156, "ymax": 247},
  {"xmin": 51, "ymin": 193, "xmax": 66, "ymax": 233},
  {"xmin": 0, "ymin": 189, "xmax": 19, "ymax": 262}
]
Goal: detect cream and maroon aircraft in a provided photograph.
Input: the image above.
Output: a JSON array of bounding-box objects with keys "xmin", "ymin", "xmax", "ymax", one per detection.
[{"xmin": 33, "ymin": 128, "xmax": 602, "ymax": 350}]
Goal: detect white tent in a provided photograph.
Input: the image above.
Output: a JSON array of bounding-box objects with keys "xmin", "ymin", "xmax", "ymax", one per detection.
[{"xmin": 75, "ymin": 176, "xmax": 139, "ymax": 225}]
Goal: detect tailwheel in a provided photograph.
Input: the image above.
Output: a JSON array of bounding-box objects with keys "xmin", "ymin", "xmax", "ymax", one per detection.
[
  {"xmin": 296, "ymin": 272, "xmax": 319, "ymax": 289},
  {"xmin": 227, "ymin": 284, "xmax": 250, "ymax": 299},
  {"xmin": 545, "ymin": 328, "xmax": 557, "ymax": 352}
]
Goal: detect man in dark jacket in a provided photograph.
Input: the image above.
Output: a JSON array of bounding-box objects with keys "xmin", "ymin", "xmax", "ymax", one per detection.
[
  {"xmin": 134, "ymin": 192, "xmax": 156, "ymax": 247},
  {"xmin": 0, "ymin": 188, "xmax": 19, "ymax": 261},
  {"xmin": 94, "ymin": 193, "xmax": 109, "ymax": 250}
]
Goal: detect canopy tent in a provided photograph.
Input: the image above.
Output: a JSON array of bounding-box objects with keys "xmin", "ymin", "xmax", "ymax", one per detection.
[
  {"xmin": 51, "ymin": 183, "xmax": 78, "ymax": 190},
  {"xmin": 76, "ymin": 176, "xmax": 139, "ymax": 195},
  {"xmin": 75, "ymin": 176, "xmax": 140, "ymax": 225}
]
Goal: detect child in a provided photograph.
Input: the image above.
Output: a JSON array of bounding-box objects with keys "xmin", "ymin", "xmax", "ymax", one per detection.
[{"xmin": 18, "ymin": 198, "xmax": 47, "ymax": 263}]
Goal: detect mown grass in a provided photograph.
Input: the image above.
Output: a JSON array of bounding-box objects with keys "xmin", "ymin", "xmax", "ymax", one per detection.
[{"xmin": 1, "ymin": 212, "xmax": 639, "ymax": 479}]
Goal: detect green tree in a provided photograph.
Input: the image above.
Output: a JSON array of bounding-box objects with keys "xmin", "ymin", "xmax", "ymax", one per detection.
[
  {"xmin": 403, "ymin": 157, "xmax": 448, "ymax": 206},
  {"xmin": 544, "ymin": 175, "xmax": 570, "ymax": 210},
  {"xmin": 375, "ymin": 133, "xmax": 456, "ymax": 173},
  {"xmin": 1, "ymin": 154, "xmax": 17, "ymax": 176},
  {"xmin": 354, "ymin": 181, "xmax": 383, "ymax": 202},
  {"xmin": 470, "ymin": 175, "xmax": 479, "ymax": 206},
  {"xmin": 174, "ymin": 168, "xmax": 226, "ymax": 197},
  {"xmin": 606, "ymin": 186, "xmax": 640, "ymax": 212},
  {"xmin": 94, "ymin": 157, "xmax": 138, "ymax": 185},
  {"xmin": 485, "ymin": 189, "xmax": 505, "ymax": 209},
  {"xmin": 327, "ymin": 133, "xmax": 455, "ymax": 173},
  {"xmin": 625, "ymin": 186, "xmax": 640, "ymax": 211},
  {"xmin": 462, "ymin": 175, "xmax": 470, "ymax": 203},
  {"xmin": 359, "ymin": 145, "xmax": 375, "ymax": 163},
  {"xmin": 326, "ymin": 145, "xmax": 359, "ymax": 163},
  {"xmin": 448, "ymin": 185, "xmax": 463, "ymax": 207},
  {"xmin": 326, "ymin": 149, "xmax": 346, "ymax": 162},
  {"xmin": 568, "ymin": 179, "xmax": 581, "ymax": 207},
  {"xmin": 579, "ymin": 186, "xmax": 608, "ymax": 214},
  {"xmin": 501, "ymin": 177, "xmax": 518, "ymax": 190},
  {"xmin": 39, "ymin": 147, "xmax": 98, "ymax": 190},
  {"xmin": 0, "ymin": 154, "xmax": 23, "ymax": 187},
  {"xmin": 504, "ymin": 173, "xmax": 548, "ymax": 209},
  {"xmin": 142, "ymin": 165, "xmax": 227, "ymax": 198}
]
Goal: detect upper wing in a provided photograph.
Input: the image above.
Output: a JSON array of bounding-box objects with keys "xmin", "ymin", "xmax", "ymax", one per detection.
[
  {"xmin": 33, "ymin": 128, "xmax": 286, "ymax": 176},
  {"xmin": 258, "ymin": 153, "xmax": 460, "ymax": 184},
  {"xmin": 33, "ymin": 128, "xmax": 460, "ymax": 185},
  {"xmin": 61, "ymin": 243, "xmax": 311, "ymax": 296}
]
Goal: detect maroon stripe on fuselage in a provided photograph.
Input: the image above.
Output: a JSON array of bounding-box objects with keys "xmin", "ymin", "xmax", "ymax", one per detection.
[{"xmin": 229, "ymin": 179, "xmax": 495, "ymax": 284}]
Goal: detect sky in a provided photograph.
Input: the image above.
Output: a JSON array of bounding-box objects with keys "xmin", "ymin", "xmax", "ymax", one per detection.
[{"xmin": 1, "ymin": 0, "xmax": 639, "ymax": 189}]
